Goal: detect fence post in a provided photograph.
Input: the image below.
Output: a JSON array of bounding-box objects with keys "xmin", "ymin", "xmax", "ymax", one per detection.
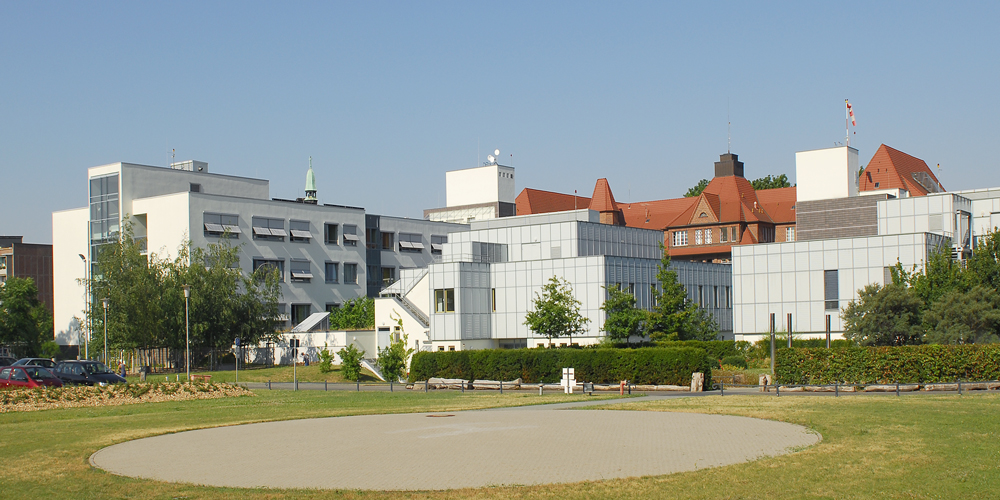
[
  {"xmin": 500, "ymin": 380, "xmax": 503, "ymax": 394},
  {"xmin": 462, "ymin": 380, "xmax": 465, "ymax": 393},
  {"xmin": 325, "ymin": 380, "xmax": 328, "ymax": 391},
  {"xmin": 720, "ymin": 381, "xmax": 724, "ymax": 396},
  {"xmin": 770, "ymin": 313, "xmax": 776, "ymax": 376},
  {"xmin": 776, "ymin": 384, "xmax": 780, "ymax": 397},
  {"xmin": 958, "ymin": 379, "xmax": 962, "ymax": 395},
  {"xmin": 787, "ymin": 313, "xmax": 793, "ymax": 348},
  {"xmin": 835, "ymin": 382, "xmax": 839, "ymax": 397},
  {"xmin": 268, "ymin": 379, "xmax": 271, "ymax": 390},
  {"xmin": 425, "ymin": 380, "xmax": 428, "ymax": 393},
  {"xmin": 356, "ymin": 380, "xmax": 360, "ymax": 392},
  {"xmin": 390, "ymin": 380, "xmax": 393, "ymax": 392},
  {"xmin": 826, "ymin": 315, "xmax": 831, "ymax": 348},
  {"xmin": 896, "ymin": 381, "xmax": 900, "ymax": 397}
]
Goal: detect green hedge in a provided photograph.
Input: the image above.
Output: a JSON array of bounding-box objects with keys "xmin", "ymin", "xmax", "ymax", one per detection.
[
  {"xmin": 409, "ymin": 347, "xmax": 713, "ymax": 386},
  {"xmin": 775, "ymin": 344, "xmax": 1000, "ymax": 384},
  {"xmin": 745, "ymin": 338, "xmax": 853, "ymax": 362},
  {"xmin": 656, "ymin": 340, "xmax": 739, "ymax": 361}
]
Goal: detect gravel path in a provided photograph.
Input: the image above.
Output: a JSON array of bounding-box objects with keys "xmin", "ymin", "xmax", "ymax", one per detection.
[{"xmin": 90, "ymin": 401, "xmax": 818, "ymax": 490}]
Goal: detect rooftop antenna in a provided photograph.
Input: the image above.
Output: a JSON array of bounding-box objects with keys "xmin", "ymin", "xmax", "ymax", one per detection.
[{"xmin": 727, "ymin": 98, "xmax": 731, "ymax": 153}]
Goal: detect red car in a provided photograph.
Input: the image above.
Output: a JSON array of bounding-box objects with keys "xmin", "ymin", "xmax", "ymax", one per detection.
[{"xmin": 0, "ymin": 366, "xmax": 64, "ymax": 388}]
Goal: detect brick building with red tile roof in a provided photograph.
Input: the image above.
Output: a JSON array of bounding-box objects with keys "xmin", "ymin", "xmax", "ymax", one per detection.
[{"xmin": 858, "ymin": 144, "xmax": 945, "ymax": 196}]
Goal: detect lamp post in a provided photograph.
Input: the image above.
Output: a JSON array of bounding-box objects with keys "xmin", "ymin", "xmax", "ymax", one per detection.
[
  {"xmin": 78, "ymin": 254, "xmax": 89, "ymax": 359},
  {"xmin": 182, "ymin": 284, "xmax": 190, "ymax": 382},
  {"xmin": 101, "ymin": 298, "xmax": 109, "ymax": 364}
]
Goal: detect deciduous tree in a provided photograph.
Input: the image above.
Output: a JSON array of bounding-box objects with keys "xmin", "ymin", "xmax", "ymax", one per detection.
[
  {"xmin": 524, "ymin": 276, "xmax": 590, "ymax": 345},
  {"xmin": 842, "ymin": 283, "xmax": 924, "ymax": 346},
  {"xmin": 0, "ymin": 277, "xmax": 52, "ymax": 356},
  {"xmin": 600, "ymin": 285, "xmax": 644, "ymax": 344},
  {"xmin": 923, "ymin": 286, "xmax": 1000, "ymax": 344}
]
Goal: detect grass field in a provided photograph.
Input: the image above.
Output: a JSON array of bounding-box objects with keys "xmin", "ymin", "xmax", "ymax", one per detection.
[{"xmin": 1, "ymin": 389, "xmax": 997, "ymax": 499}]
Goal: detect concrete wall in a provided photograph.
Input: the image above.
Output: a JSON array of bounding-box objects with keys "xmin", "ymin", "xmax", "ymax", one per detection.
[
  {"xmin": 52, "ymin": 208, "xmax": 89, "ymax": 346},
  {"xmin": 445, "ymin": 165, "xmax": 515, "ymax": 207},
  {"xmin": 795, "ymin": 146, "xmax": 859, "ymax": 202}
]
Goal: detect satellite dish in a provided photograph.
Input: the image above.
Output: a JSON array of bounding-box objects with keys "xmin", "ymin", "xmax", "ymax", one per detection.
[
  {"xmin": 494, "ymin": 149, "xmax": 500, "ymax": 156},
  {"xmin": 487, "ymin": 155, "xmax": 495, "ymax": 163}
]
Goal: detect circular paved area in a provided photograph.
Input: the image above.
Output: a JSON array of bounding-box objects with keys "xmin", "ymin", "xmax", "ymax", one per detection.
[{"xmin": 91, "ymin": 408, "xmax": 818, "ymax": 490}]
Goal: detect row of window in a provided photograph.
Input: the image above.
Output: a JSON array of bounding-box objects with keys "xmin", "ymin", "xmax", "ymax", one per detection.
[
  {"xmin": 204, "ymin": 214, "xmax": 446, "ymax": 253},
  {"xmin": 671, "ymin": 226, "xmax": 795, "ymax": 247},
  {"xmin": 251, "ymin": 258, "xmax": 359, "ymax": 284}
]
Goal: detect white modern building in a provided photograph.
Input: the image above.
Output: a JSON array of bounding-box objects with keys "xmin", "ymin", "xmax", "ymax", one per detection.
[
  {"xmin": 423, "ymin": 157, "xmax": 517, "ymax": 224},
  {"xmin": 377, "ymin": 209, "xmax": 734, "ymax": 351},
  {"xmin": 52, "ymin": 160, "xmax": 467, "ymax": 351},
  {"xmin": 732, "ymin": 145, "xmax": 987, "ymax": 341}
]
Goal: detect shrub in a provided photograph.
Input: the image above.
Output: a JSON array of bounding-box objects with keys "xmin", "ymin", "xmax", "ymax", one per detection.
[
  {"xmin": 318, "ymin": 344, "xmax": 334, "ymax": 374},
  {"xmin": 657, "ymin": 340, "xmax": 739, "ymax": 361},
  {"xmin": 338, "ymin": 344, "xmax": 365, "ymax": 382},
  {"xmin": 720, "ymin": 355, "xmax": 747, "ymax": 369},
  {"xmin": 409, "ymin": 347, "xmax": 713, "ymax": 386},
  {"xmin": 775, "ymin": 344, "xmax": 1000, "ymax": 384}
]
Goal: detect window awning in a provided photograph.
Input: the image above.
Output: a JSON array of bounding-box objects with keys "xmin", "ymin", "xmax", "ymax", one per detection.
[
  {"xmin": 291, "ymin": 272, "xmax": 313, "ymax": 279},
  {"xmin": 222, "ymin": 224, "xmax": 242, "ymax": 234},
  {"xmin": 409, "ymin": 241, "xmax": 425, "ymax": 249},
  {"xmin": 269, "ymin": 228, "xmax": 288, "ymax": 237},
  {"xmin": 343, "ymin": 233, "xmax": 359, "ymax": 241},
  {"xmin": 399, "ymin": 241, "xmax": 413, "ymax": 249},
  {"xmin": 290, "ymin": 229, "xmax": 311, "ymax": 239},
  {"xmin": 431, "ymin": 243, "xmax": 444, "ymax": 251},
  {"xmin": 204, "ymin": 223, "xmax": 225, "ymax": 232},
  {"xmin": 253, "ymin": 227, "xmax": 272, "ymax": 236}
]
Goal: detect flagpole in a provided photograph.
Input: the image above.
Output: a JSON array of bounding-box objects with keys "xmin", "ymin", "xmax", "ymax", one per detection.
[{"xmin": 845, "ymin": 99, "xmax": 849, "ymax": 147}]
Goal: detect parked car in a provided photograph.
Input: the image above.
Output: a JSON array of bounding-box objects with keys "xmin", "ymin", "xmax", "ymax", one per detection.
[
  {"xmin": 54, "ymin": 361, "xmax": 126, "ymax": 386},
  {"xmin": 12, "ymin": 358, "xmax": 57, "ymax": 370},
  {"xmin": 0, "ymin": 366, "xmax": 64, "ymax": 389},
  {"xmin": 0, "ymin": 356, "xmax": 17, "ymax": 367}
]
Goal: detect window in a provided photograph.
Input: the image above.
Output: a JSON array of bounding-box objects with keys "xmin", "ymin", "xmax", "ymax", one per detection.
[
  {"xmin": 824, "ymin": 270, "xmax": 839, "ymax": 310},
  {"xmin": 190, "ymin": 183, "xmax": 201, "ymax": 193},
  {"xmin": 431, "ymin": 235, "xmax": 447, "ymax": 254},
  {"xmin": 785, "ymin": 227, "xmax": 795, "ymax": 242},
  {"xmin": 438, "ymin": 346, "xmax": 445, "ymax": 352},
  {"xmin": 366, "ymin": 228, "xmax": 378, "ymax": 249},
  {"xmin": 252, "ymin": 258, "xmax": 284, "ymax": 282},
  {"xmin": 449, "ymin": 345, "xmax": 456, "ymax": 351},
  {"xmin": 721, "ymin": 226, "xmax": 728, "ymax": 243},
  {"xmin": 731, "ymin": 226, "xmax": 737, "ymax": 242},
  {"xmin": 399, "ymin": 233, "xmax": 425, "ymax": 253},
  {"xmin": 381, "ymin": 267, "xmax": 396, "ymax": 285},
  {"xmin": 325, "ymin": 262, "xmax": 339, "ymax": 283},
  {"xmin": 874, "ymin": 182, "xmax": 880, "ymax": 188},
  {"xmin": 252, "ymin": 217, "xmax": 286, "ymax": 241},
  {"xmin": 344, "ymin": 263, "xmax": 358, "ymax": 284},
  {"xmin": 672, "ymin": 230, "xmax": 688, "ymax": 246},
  {"xmin": 695, "ymin": 230, "xmax": 703, "ymax": 245},
  {"xmin": 705, "ymin": 228, "xmax": 713, "ymax": 244},
  {"xmin": 325, "ymin": 303, "xmax": 340, "ymax": 313},
  {"xmin": 492, "ymin": 288, "xmax": 496, "ymax": 311},
  {"xmin": 203, "ymin": 213, "xmax": 241, "ymax": 238},
  {"xmin": 759, "ymin": 226, "xmax": 775, "ymax": 243},
  {"xmin": 381, "ymin": 232, "xmax": 394, "ymax": 250},
  {"xmin": 274, "ymin": 303, "xmax": 289, "ymax": 327},
  {"xmin": 434, "ymin": 288, "xmax": 455, "ymax": 313},
  {"xmin": 342, "ymin": 225, "xmax": 359, "ymax": 246},
  {"xmin": 289, "ymin": 220, "xmax": 311, "ymax": 242},
  {"xmin": 290, "ymin": 260, "xmax": 312, "ymax": 282},
  {"xmin": 324, "ymin": 223, "xmax": 339, "ymax": 244},
  {"xmin": 725, "ymin": 286, "xmax": 732, "ymax": 308},
  {"xmin": 291, "ymin": 304, "xmax": 311, "ymax": 326}
]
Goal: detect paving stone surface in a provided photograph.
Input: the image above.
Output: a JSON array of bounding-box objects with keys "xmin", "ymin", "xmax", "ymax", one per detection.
[{"xmin": 90, "ymin": 408, "xmax": 819, "ymax": 490}]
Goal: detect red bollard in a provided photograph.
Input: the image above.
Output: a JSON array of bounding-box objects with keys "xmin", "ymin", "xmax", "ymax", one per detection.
[{"xmin": 620, "ymin": 380, "xmax": 626, "ymax": 395}]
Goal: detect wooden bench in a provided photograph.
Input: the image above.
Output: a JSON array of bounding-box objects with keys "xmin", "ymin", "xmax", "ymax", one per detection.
[{"xmin": 189, "ymin": 374, "xmax": 212, "ymax": 383}]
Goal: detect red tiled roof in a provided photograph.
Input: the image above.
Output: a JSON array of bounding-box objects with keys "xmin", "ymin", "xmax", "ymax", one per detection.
[
  {"xmin": 589, "ymin": 178, "xmax": 618, "ymax": 212},
  {"xmin": 515, "ymin": 188, "xmax": 591, "ymax": 215},
  {"xmin": 859, "ymin": 144, "xmax": 944, "ymax": 196},
  {"xmin": 669, "ymin": 244, "xmax": 732, "ymax": 257},
  {"xmin": 619, "ymin": 198, "xmax": 697, "ymax": 229},
  {"xmin": 756, "ymin": 187, "xmax": 797, "ymax": 224},
  {"xmin": 668, "ymin": 175, "xmax": 773, "ymax": 227}
]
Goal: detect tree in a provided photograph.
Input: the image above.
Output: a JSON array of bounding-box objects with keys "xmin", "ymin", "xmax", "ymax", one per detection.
[
  {"xmin": 751, "ymin": 174, "xmax": 792, "ymax": 190},
  {"xmin": 328, "ymin": 297, "xmax": 375, "ymax": 330},
  {"xmin": 318, "ymin": 344, "xmax": 335, "ymax": 373},
  {"xmin": 842, "ymin": 283, "xmax": 924, "ymax": 346},
  {"xmin": 377, "ymin": 313, "xmax": 415, "ymax": 382},
  {"xmin": 923, "ymin": 286, "xmax": 1000, "ymax": 344},
  {"xmin": 647, "ymin": 245, "xmax": 718, "ymax": 341},
  {"xmin": 524, "ymin": 276, "xmax": 590, "ymax": 345},
  {"xmin": 338, "ymin": 343, "xmax": 366, "ymax": 381},
  {"xmin": 964, "ymin": 229, "xmax": 1000, "ymax": 292},
  {"xmin": 600, "ymin": 285, "xmax": 644, "ymax": 344},
  {"xmin": 0, "ymin": 277, "xmax": 52, "ymax": 356},
  {"xmin": 684, "ymin": 179, "xmax": 709, "ymax": 197}
]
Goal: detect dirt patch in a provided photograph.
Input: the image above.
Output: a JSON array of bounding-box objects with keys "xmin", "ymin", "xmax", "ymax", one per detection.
[{"xmin": 0, "ymin": 382, "xmax": 254, "ymax": 413}]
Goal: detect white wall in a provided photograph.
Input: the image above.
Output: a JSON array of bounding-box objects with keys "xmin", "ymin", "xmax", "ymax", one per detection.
[
  {"xmin": 446, "ymin": 165, "xmax": 501, "ymax": 207},
  {"xmin": 52, "ymin": 208, "xmax": 89, "ymax": 346},
  {"xmin": 796, "ymin": 146, "xmax": 860, "ymax": 202},
  {"xmin": 132, "ymin": 193, "xmax": 191, "ymax": 261},
  {"xmin": 374, "ymin": 297, "xmax": 430, "ymax": 352}
]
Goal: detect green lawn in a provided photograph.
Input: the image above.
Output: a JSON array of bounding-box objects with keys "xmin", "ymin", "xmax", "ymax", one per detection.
[
  {"xmin": 1, "ymin": 390, "xmax": 998, "ymax": 499},
  {"xmin": 126, "ymin": 363, "xmax": 381, "ymax": 384}
]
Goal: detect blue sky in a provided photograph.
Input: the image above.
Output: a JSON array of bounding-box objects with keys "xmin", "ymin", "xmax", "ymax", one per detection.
[{"xmin": 3, "ymin": 2, "xmax": 999, "ymax": 244}]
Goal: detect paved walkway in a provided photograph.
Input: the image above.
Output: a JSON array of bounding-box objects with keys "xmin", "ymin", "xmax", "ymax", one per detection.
[{"xmin": 90, "ymin": 398, "xmax": 818, "ymax": 491}]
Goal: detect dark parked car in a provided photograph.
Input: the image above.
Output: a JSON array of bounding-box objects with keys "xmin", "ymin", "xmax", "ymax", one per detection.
[
  {"xmin": 0, "ymin": 366, "xmax": 64, "ymax": 389},
  {"xmin": 54, "ymin": 361, "xmax": 126, "ymax": 386},
  {"xmin": 12, "ymin": 358, "xmax": 57, "ymax": 370},
  {"xmin": 0, "ymin": 356, "xmax": 17, "ymax": 367}
]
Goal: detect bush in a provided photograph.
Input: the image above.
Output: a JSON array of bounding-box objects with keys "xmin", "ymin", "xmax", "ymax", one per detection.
[
  {"xmin": 745, "ymin": 338, "xmax": 853, "ymax": 362},
  {"xmin": 657, "ymin": 340, "xmax": 739, "ymax": 361},
  {"xmin": 318, "ymin": 344, "xmax": 334, "ymax": 374},
  {"xmin": 337, "ymin": 344, "xmax": 365, "ymax": 382},
  {"xmin": 775, "ymin": 344, "xmax": 1000, "ymax": 384},
  {"xmin": 720, "ymin": 355, "xmax": 747, "ymax": 368},
  {"xmin": 409, "ymin": 347, "xmax": 713, "ymax": 386}
]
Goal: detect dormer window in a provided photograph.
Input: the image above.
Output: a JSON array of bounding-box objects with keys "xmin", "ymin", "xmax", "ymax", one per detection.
[
  {"xmin": 699, "ymin": 212, "xmax": 708, "ymax": 218},
  {"xmin": 874, "ymin": 182, "xmax": 880, "ymax": 188}
]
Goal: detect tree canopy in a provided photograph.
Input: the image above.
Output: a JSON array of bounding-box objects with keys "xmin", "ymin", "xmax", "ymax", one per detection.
[
  {"xmin": 328, "ymin": 297, "xmax": 375, "ymax": 330},
  {"xmin": 647, "ymin": 246, "xmax": 718, "ymax": 341},
  {"xmin": 600, "ymin": 285, "xmax": 644, "ymax": 344},
  {"xmin": 842, "ymin": 283, "xmax": 924, "ymax": 346},
  {"xmin": 750, "ymin": 174, "xmax": 792, "ymax": 190},
  {"xmin": 0, "ymin": 277, "xmax": 52, "ymax": 357},
  {"xmin": 524, "ymin": 276, "xmax": 589, "ymax": 344},
  {"xmin": 684, "ymin": 179, "xmax": 709, "ymax": 197}
]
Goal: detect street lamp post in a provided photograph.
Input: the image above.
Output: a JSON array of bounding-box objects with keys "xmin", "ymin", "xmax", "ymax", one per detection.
[
  {"xmin": 101, "ymin": 298, "xmax": 109, "ymax": 365},
  {"xmin": 182, "ymin": 285, "xmax": 191, "ymax": 382},
  {"xmin": 78, "ymin": 254, "xmax": 90, "ymax": 359}
]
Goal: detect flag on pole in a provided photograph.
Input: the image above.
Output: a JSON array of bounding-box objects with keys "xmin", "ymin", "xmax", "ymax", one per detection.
[{"xmin": 846, "ymin": 99, "xmax": 856, "ymax": 127}]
